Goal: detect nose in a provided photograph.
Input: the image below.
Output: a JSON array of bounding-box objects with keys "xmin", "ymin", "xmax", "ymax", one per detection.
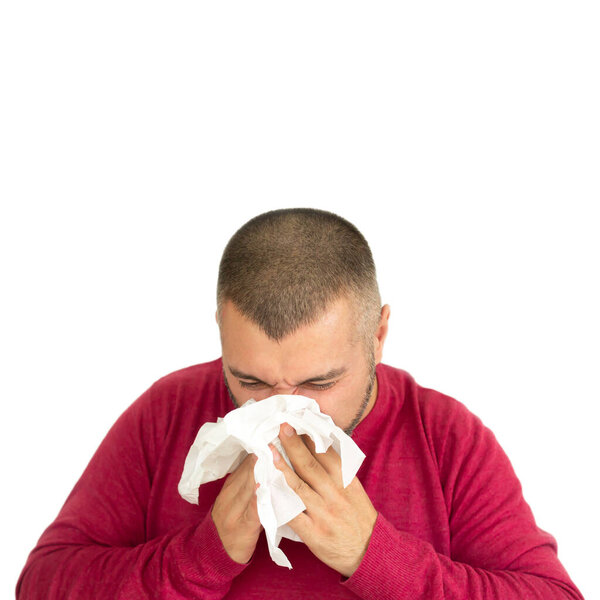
[{"xmin": 273, "ymin": 385, "xmax": 299, "ymax": 396}]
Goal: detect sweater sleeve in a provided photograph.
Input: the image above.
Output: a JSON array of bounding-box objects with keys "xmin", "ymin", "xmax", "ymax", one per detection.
[
  {"xmin": 16, "ymin": 386, "xmax": 248, "ymax": 599},
  {"xmin": 341, "ymin": 397, "xmax": 583, "ymax": 600}
]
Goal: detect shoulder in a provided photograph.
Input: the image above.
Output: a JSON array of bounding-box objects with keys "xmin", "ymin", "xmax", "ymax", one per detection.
[
  {"xmin": 379, "ymin": 363, "xmax": 474, "ymax": 428},
  {"xmin": 379, "ymin": 364, "xmax": 491, "ymax": 466},
  {"xmin": 417, "ymin": 381, "xmax": 481, "ymax": 438},
  {"xmin": 105, "ymin": 358, "xmax": 225, "ymax": 465},
  {"xmin": 124, "ymin": 358, "xmax": 225, "ymax": 429},
  {"xmin": 150, "ymin": 357, "xmax": 223, "ymax": 395},
  {"xmin": 414, "ymin": 376, "xmax": 507, "ymax": 491}
]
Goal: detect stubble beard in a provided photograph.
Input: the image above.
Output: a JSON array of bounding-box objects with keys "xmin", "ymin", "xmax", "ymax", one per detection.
[
  {"xmin": 343, "ymin": 351, "xmax": 377, "ymax": 436},
  {"xmin": 222, "ymin": 352, "xmax": 377, "ymax": 437}
]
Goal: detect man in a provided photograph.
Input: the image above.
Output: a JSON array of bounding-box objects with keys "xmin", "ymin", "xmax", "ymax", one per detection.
[{"xmin": 17, "ymin": 209, "xmax": 582, "ymax": 599}]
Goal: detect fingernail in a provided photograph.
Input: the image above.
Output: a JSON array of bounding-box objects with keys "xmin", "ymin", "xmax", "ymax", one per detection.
[
  {"xmin": 270, "ymin": 445, "xmax": 281, "ymax": 463},
  {"xmin": 283, "ymin": 424, "xmax": 294, "ymax": 437}
]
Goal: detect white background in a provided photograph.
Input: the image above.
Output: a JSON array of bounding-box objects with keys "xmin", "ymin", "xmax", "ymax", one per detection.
[{"xmin": 1, "ymin": 2, "xmax": 598, "ymax": 598}]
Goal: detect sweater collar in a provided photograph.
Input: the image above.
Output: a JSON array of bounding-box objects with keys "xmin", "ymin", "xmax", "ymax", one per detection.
[{"xmin": 350, "ymin": 363, "xmax": 398, "ymax": 449}]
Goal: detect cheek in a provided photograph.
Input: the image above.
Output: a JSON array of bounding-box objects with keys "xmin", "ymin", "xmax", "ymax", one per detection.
[
  {"xmin": 253, "ymin": 390, "xmax": 278, "ymax": 401},
  {"xmin": 304, "ymin": 385, "xmax": 356, "ymax": 421},
  {"xmin": 236, "ymin": 387, "xmax": 272, "ymax": 402}
]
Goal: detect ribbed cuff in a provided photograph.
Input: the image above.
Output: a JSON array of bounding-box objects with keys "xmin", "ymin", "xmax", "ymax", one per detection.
[
  {"xmin": 341, "ymin": 512, "xmax": 434, "ymax": 600},
  {"xmin": 178, "ymin": 511, "xmax": 250, "ymax": 587}
]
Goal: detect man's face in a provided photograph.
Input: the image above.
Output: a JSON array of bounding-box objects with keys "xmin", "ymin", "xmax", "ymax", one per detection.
[{"xmin": 219, "ymin": 297, "xmax": 379, "ymax": 436}]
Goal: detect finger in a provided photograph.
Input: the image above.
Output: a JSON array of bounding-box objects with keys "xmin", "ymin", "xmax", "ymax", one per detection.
[
  {"xmin": 270, "ymin": 443, "xmax": 322, "ymax": 511},
  {"xmin": 213, "ymin": 455, "xmax": 259, "ymax": 526},
  {"xmin": 222, "ymin": 454, "xmax": 257, "ymax": 500},
  {"xmin": 236, "ymin": 456, "xmax": 261, "ymax": 524},
  {"xmin": 278, "ymin": 424, "xmax": 339, "ymax": 499},
  {"xmin": 247, "ymin": 484, "xmax": 261, "ymax": 523},
  {"xmin": 300, "ymin": 434, "xmax": 343, "ymax": 487},
  {"xmin": 281, "ymin": 507, "xmax": 312, "ymax": 543}
]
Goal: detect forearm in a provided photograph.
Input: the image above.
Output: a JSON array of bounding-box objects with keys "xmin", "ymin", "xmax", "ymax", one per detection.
[
  {"xmin": 342, "ymin": 513, "xmax": 583, "ymax": 600},
  {"xmin": 17, "ymin": 511, "xmax": 248, "ymax": 600}
]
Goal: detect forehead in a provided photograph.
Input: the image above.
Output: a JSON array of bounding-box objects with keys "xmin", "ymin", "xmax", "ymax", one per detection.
[{"xmin": 219, "ymin": 298, "xmax": 360, "ymax": 379}]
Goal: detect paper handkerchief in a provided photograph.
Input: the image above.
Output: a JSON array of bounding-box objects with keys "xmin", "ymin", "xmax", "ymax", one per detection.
[{"xmin": 178, "ymin": 394, "xmax": 366, "ymax": 569}]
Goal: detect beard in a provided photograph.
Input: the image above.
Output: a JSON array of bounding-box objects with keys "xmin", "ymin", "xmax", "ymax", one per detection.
[
  {"xmin": 343, "ymin": 351, "xmax": 376, "ymax": 436},
  {"xmin": 222, "ymin": 352, "xmax": 377, "ymax": 437}
]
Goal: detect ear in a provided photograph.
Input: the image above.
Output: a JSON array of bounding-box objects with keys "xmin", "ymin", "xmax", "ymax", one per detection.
[{"xmin": 373, "ymin": 305, "xmax": 391, "ymax": 365}]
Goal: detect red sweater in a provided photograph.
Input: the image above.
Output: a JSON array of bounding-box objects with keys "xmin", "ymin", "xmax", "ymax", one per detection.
[{"xmin": 17, "ymin": 359, "xmax": 582, "ymax": 599}]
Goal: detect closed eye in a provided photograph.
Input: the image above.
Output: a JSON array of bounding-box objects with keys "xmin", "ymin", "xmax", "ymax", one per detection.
[
  {"xmin": 303, "ymin": 381, "xmax": 336, "ymax": 391},
  {"xmin": 238, "ymin": 380, "xmax": 337, "ymax": 391},
  {"xmin": 239, "ymin": 380, "xmax": 266, "ymax": 388}
]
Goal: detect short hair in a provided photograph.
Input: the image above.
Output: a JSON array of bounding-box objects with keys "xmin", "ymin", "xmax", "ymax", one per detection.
[{"xmin": 217, "ymin": 208, "xmax": 381, "ymax": 346}]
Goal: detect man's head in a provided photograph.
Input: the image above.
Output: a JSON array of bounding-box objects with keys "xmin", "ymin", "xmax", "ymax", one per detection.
[
  {"xmin": 217, "ymin": 208, "xmax": 381, "ymax": 344},
  {"xmin": 216, "ymin": 208, "xmax": 390, "ymax": 434}
]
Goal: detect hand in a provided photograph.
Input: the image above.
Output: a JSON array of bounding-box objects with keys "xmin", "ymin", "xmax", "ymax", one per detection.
[
  {"xmin": 211, "ymin": 453, "xmax": 263, "ymax": 564},
  {"xmin": 270, "ymin": 423, "xmax": 377, "ymax": 578}
]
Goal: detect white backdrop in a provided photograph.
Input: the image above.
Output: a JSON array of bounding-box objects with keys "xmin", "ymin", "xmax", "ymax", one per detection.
[{"xmin": 1, "ymin": 2, "xmax": 598, "ymax": 598}]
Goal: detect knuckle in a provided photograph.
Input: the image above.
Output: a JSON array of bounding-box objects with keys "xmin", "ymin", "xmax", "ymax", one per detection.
[
  {"xmin": 242, "ymin": 508, "xmax": 259, "ymax": 528},
  {"xmin": 320, "ymin": 521, "xmax": 333, "ymax": 537},
  {"xmin": 222, "ymin": 510, "xmax": 237, "ymax": 530},
  {"xmin": 302, "ymin": 455, "xmax": 320, "ymax": 473},
  {"xmin": 293, "ymin": 477, "xmax": 308, "ymax": 494},
  {"xmin": 326, "ymin": 499, "xmax": 345, "ymax": 517},
  {"xmin": 328, "ymin": 489, "xmax": 350, "ymax": 512}
]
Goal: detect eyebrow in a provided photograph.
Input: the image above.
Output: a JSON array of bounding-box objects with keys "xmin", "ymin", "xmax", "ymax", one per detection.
[{"xmin": 228, "ymin": 366, "xmax": 347, "ymax": 386}]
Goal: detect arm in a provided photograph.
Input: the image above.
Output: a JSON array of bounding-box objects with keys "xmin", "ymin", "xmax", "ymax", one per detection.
[
  {"xmin": 16, "ymin": 386, "xmax": 248, "ymax": 599},
  {"xmin": 271, "ymin": 413, "xmax": 582, "ymax": 600},
  {"xmin": 342, "ymin": 401, "xmax": 584, "ymax": 600},
  {"xmin": 343, "ymin": 512, "xmax": 581, "ymax": 600}
]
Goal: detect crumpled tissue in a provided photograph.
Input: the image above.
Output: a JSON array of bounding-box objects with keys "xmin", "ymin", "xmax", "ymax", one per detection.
[{"xmin": 178, "ymin": 394, "xmax": 366, "ymax": 569}]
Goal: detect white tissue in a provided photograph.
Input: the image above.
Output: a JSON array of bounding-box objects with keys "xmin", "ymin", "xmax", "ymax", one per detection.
[{"xmin": 178, "ymin": 394, "xmax": 366, "ymax": 569}]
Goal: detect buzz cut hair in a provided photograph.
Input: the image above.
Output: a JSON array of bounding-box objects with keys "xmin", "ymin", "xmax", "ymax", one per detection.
[{"xmin": 216, "ymin": 208, "xmax": 382, "ymax": 347}]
